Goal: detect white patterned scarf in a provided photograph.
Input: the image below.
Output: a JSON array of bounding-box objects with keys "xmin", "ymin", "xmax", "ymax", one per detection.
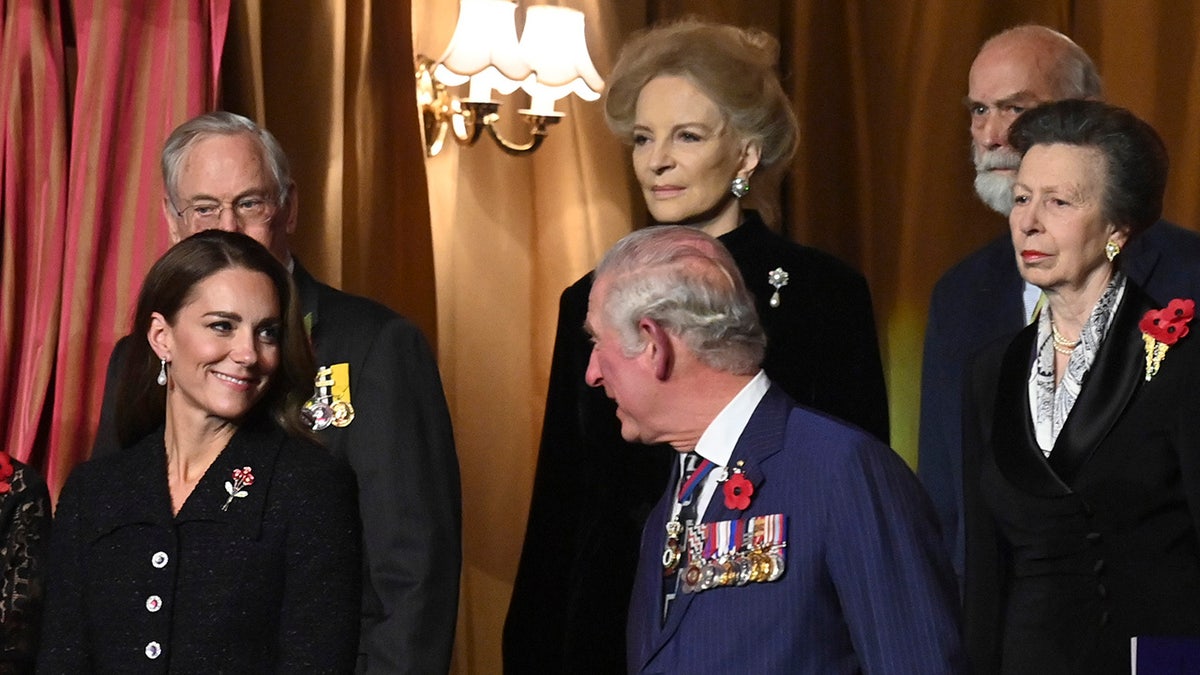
[{"xmin": 1029, "ymin": 271, "xmax": 1127, "ymax": 455}]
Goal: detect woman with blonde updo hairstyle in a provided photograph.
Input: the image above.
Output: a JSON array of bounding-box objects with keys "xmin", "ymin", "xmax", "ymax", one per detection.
[
  {"xmin": 505, "ymin": 19, "xmax": 889, "ymax": 672},
  {"xmin": 604, "ymin": 20, "xmax": 799, "ymax": 211}
]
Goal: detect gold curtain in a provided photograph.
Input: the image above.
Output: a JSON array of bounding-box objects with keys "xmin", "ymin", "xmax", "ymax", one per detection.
[
  {"xmin": 222, "ymin": 0, "xmax": 438, "ymax": 341},
  {"xmin": 411, "ymin": 2, "xmax": 640, "ymax": 670},
  {"xmin": 224, "ymin": 1, "xmax": 1200, "ymax": 672}
]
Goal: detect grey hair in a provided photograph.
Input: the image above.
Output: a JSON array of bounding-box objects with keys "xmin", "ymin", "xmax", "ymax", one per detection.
[
  {"xmin": 161, "ymin": 111, "xmax": 292, "ymax": 208},
  {"xmin": 594, "ymin": 225, "xmax": 765, "ymax": 375},
  {"xmin": 1009, "ymin": 99, "xmax": 1167, "ymax": 240},
  {"xmin": 984, "ymin": 25, "xmax": 1103, "ymax": 100}
]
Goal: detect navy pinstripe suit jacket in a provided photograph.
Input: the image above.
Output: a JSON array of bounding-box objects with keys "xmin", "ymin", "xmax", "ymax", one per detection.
[{"xmin": 627, "ymin": 385, "xmax": 965, "ymax": 673}]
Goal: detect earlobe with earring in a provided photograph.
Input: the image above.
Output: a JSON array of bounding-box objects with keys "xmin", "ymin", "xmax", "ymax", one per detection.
[
  {"xmin": 1105, "ymin": 240, "xmax": 1121, "ymax": 262},
  {"xmin": 730, "ymin": 176, "xmax": 750, "ymax": 199},
  {"xmin": 157, "ymin": 358, "xmax": 168, "ymax": 386}
]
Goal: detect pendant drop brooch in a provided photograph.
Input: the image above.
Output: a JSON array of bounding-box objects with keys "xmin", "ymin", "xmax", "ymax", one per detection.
[{"xmin": 767, "ymin": 268, "xmax": 789, "ymax": 308}]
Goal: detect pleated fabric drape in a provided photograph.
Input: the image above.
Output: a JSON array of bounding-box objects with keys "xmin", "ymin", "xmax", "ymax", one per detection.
[
  {"xmin": 221, "ymin": 0, "xmax": 438, "ymax": 345},
  {"xmin": 411, "ymin": 1, "xmax": 636, "ymax": 670},
  {"xmin": 0, "ymin": 0, "xmax": 229, "ymax": 496},
  {"xmin": 0, "ymin": 0, "xmax": 69, "ymax": 487}
]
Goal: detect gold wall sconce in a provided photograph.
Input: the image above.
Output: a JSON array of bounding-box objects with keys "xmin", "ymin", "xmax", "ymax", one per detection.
[{"xmin": 416, "ymin": 0, "xmax": 604, "ymax": 157}]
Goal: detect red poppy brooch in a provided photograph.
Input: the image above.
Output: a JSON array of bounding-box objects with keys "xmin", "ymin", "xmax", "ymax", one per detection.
[
  {"xmin": 720, "ymin": 463, "xmax": 754, "ymax": 511},
  {"xmin": 221, "ymin": 466, "xmax": 255, "ymax": 511},
  {"xmin": 0, "ymin": 451, "xmax": 13, "ymax": 495},
  {"xmin": 1139, "ymin": 298, "xmax": 1195, "ymax": 381}
]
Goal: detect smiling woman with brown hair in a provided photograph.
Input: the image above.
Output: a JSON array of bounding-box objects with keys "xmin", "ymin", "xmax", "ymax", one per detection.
[{"xmin": 39, "ymin": 230, "xmax": 361, "ymax": 672}]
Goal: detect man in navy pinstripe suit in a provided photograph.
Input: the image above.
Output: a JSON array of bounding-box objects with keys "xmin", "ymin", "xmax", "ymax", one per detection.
[{"xmin": 585, "ymin": 225, "xmax": 964, "ymax": 673}]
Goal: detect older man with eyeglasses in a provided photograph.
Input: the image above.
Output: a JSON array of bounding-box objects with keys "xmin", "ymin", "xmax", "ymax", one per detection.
[{"xmin": 91, "ymin": 111, "xmax": 462, "ymax": 674}]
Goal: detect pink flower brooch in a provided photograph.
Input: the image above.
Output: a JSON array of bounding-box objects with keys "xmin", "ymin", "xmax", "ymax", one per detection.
[
  {"xmin": 221, "ymin": 466, "xmax": 255, "ymax": 511},
  {"xmin": 1139, "ymin": 298, "xmax": 1195, "ymax": 381}
]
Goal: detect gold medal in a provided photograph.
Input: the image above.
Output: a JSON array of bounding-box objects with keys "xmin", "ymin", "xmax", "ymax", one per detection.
[
  {"xmin": 718, "ymin": 558, "xmax": 735, "ymax": 587},
  {"xmin": 750, "ymin": 550, "xmax": 771, "ymax": 583},
  {"xmin": 662, "ymin": 539, "xmax": 682, "ymax": 574},
  {"xmin": 330, "ymin": 400, "xmax": 356, "ymax": 428}
]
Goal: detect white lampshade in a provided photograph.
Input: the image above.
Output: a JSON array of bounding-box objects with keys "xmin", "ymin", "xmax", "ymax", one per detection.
[
  {"xmin": 433, "ymin": 0, "xmax": 530, "ymax": 99},
  {"xmin": 518, "ymin": 6, "xmax": 604, "ymax": 115}
]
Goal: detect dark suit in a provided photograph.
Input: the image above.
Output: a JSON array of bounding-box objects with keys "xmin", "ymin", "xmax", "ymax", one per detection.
[
  {"xmin": 628, "ymin": 385, "xmax": 963, "ymax": 673},
  {"xmin": 504, "ymin": 213, "xmax": 889, "ymax": 673},
  {"xmin": 964, "ymin": 283, "xmax": 1200, "ymax": 674},
  {"xmin": 40, "ymin": 418, "xmax": 362, "ymax": 672},
  {"xmin": 92, "ymin": 260, "xmax": 461, "ymax": 674},
  {"xmin": 919, "ymin": 220, "xmax": 1200, "ymax": 582}
]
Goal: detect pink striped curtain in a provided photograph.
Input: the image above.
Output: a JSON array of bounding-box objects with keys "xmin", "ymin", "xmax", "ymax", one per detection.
[
  {"xmin": 1, "ymin": 0, "xmax": 231, "ymax": 497},
  {"xmin": 0, "ymin": 0, "xmax": 69, "ymax": 480}
]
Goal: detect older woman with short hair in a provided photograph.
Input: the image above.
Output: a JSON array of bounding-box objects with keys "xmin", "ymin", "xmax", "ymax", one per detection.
[
  {"xmin": 505, "ymin": 19, "xmax": 889, "ymax": 672},
  {"xmin": 965, "ymin": 99, "xmax": 1200, "ymax": 674}
]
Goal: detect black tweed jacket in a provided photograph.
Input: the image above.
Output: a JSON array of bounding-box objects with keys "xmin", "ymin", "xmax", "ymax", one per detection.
[{"xmin": 38, "ymin": 417, "xmax": 361, "ymax": 673}]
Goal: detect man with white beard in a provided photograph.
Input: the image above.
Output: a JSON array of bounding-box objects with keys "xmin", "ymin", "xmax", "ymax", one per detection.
[{"xmin": 918, "ymin": 24, "xmax": 1200, "ymax": 587}]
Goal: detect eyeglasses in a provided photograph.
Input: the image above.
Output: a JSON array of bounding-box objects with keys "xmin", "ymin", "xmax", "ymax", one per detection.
[{"xmin": 173, "ymin": 196, "xmax": 278, "ymax": 227}]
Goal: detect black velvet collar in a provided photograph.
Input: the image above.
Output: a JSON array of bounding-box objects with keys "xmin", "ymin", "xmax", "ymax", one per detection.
[{"xmin": 992, "ymin": 285, "xmax": 1152, "ymax": 493}]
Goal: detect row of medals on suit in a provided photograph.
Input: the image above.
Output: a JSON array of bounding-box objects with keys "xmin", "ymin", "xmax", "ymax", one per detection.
[
  {"xmin": 663, "ymin": 513, "xmax": 787, "ymax": 594},
  {"xmin": 302, "ymin": 365, "xmax": 355, "ymax": 431}
]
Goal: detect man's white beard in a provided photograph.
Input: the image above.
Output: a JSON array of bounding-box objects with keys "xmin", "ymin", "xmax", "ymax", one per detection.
[{"xmin": 972, "ymin": 146, "xmax": 1021, "ymax": 216}]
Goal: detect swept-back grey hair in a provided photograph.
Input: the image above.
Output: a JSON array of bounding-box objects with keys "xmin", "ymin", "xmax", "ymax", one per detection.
[
  {"xmin": 161, "ymin": 111, "xmax": 292, "ymax": 207},
  {"xmin": 593, "ymin": 225, "xmax": 765, "ymax": 375}
]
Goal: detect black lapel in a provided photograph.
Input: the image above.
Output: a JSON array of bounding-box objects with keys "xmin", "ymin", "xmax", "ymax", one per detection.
[
  {"xmin": 291, "ymin": 258, "xmax": 321, "ymax": 339},
  {"xmin": 173, "ymin": 418, "xmax": 282, "ymax": 538},
  {"xmin": 89, "ymin": 434, "xmax": 174, "ymax": 538},
  {"xmin": 991, "ymin": 327, "xmax": 1073, "ymax": 497},
  {"xmin": 1047, "ymin": 288, "xmax": 1151, "ymax": 483}
]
